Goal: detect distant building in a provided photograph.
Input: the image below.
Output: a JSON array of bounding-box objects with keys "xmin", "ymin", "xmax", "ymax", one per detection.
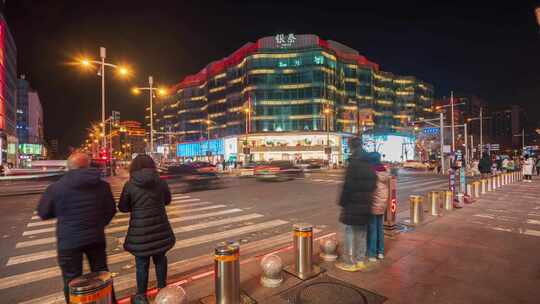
[
  {"xmin": 16, "ymin": 75, "xmax": 45, "ymax": 163},
  {"xmin": 488, "ymin": 105, "xmax": 526, "ymax": 152},
  {"xmin": 154, "ymin": 34, "xmax": 434, "ymax": 163},
  {"xmin": 16, "ymin": 76, "xmax": 44, "ymax": 144},
  {"xmin": 0, "ymin": 13, "xmax": 17, "ymax": 166},
  {"xmin": 109, "ymin": 120, "xmax": 146, "ymax": 160}
]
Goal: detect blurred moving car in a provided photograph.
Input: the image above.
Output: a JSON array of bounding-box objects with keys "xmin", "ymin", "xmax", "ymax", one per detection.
[
  {"xmin": 402, "ymin": 160, "xmax": 433, "ymax": 170},
  {"xmin": 238, "ymin": 162, "xmax": 262, "ymax": 177},
  {"xmin": 254, "ymin": 161, "xmax": 303, "ymax": 181},
  {"xmin": 159, "ymin": 163, "xmax": 221, "ymax": 192},
  {"xmin": 296, "ymin": 159, "xmax": 324, "ymax": 171}
]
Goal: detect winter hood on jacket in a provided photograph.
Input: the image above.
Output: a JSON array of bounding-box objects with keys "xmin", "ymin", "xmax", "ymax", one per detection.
[
  {"xmin": 61, "ymin": 168, "xmax": 102, "ymax": 189},
  {"xmin": 130, "ymin": 168, "xmax": 160, "ymax": 188}
]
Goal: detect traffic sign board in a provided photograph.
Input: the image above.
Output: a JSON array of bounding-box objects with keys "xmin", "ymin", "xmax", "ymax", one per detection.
[{"xmin": 422, "ymin": 127, "xmax": 439, "ymax": 135}]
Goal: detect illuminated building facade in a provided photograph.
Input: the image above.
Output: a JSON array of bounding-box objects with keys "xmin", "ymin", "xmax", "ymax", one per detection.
[
  {"xmin": 0, "ymin": 14, "xmax": 17, "ymax": 166},
  {"xmin": 154, "ymin": 34, "xmax": 433, "ymax": 162}
]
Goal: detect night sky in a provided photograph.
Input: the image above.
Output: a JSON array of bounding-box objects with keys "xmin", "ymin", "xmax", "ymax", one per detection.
[{"xmin": 4, "ymin": 0, "xmax": 540, "ymax": 153}]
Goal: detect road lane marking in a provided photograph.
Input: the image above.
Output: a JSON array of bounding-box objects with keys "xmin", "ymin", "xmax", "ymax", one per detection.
[
  {"xmin": 2, "ymin": 219, "xmax": 288, "ymax": 290},
  {"xmin": 23, "ymin": 201, "xmax": 212, "ymax": 236}
]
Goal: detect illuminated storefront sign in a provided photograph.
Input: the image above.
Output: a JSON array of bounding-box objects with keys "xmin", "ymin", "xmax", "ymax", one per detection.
[
  {"xmin": 362, "ymin": 134, "xmax": 415, "ymax": 162},
  {"xmin": 177, "ymin": 139, "xmax": 224, "ymax": 158},
  {"xmin": 19, "ymin": 144, "xmax": 43, "ymax": 155}
]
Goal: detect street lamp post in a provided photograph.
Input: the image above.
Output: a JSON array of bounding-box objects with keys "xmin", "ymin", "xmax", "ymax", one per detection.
[
  {"xmin": 132, "ymin": 76, "xmax": 167, "ymax": 153},
  {"xmin": 79, "ymin": 47, "xmax": 130, "ymax": 151}
]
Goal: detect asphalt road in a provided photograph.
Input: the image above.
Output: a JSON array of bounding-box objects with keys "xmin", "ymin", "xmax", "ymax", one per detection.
[{"xmin": 0, "ymin": 169, "xmax": 450, "ymax": 303}]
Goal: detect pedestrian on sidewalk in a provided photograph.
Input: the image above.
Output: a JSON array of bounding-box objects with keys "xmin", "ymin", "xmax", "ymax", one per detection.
[
  {"xmin": 478, "ymin": 153, "xmax": 492, "ymax": 178},
  {"xmin": 523, "ymin": 155, "xmax": 534, "ymax": 182},
  {"xmin": 119, "ymin": 154, "xmax": 175, "ymax": 304},
  {"xmin": 36, "ymin": 152, "xmax": 117, "ymax": 303},
  {"xmin": 536, "ymin": 158, "xmax": 540, "ymax": 176},
  {"xmin": 335, "ymin": 138, "xmax": 375, "ymax": 272},
  {"xmin": 367, "ymin": 152, "xmax": 390, "ymax": 262}
]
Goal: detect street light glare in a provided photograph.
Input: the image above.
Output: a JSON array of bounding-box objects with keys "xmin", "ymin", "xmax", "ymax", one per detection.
[
  {"xmin": 536, "ymin": 6, "xmax": 540, "ymax": 27},
  {"xmin": 132, "ymin": 87, "xmax": 141, "ymax": 95},
  {"xmin": 158, "ymin": 88, "xmax": 168, "ymax": 96},
  {"xmin": 117, "ymin": 66, "xmax": 130, "ymax": 77},
  {"xmin": 81, "ymin": 59, "xmax": 91, "ymax": 66}
]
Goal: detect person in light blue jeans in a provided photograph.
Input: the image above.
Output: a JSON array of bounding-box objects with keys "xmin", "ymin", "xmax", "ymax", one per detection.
[
  {"xmin": 336, "ymin": 139, "xmax": 376, "ymax": 272},
  {"xmin": 367, "ymin": 152, "xmax": 390, "ymax": 261}
]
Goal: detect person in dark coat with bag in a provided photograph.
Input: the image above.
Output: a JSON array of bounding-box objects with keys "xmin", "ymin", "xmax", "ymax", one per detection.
[
  {"xmin": 119, "ymin": 155, "xmax": 175, "ymax": 304},
  {"xmin": 335, "ymin": 138, "xmax": 377, "ymax": 272},
  {"xmin": 36, "ymin": 152, "xmax": 117, "ymax": 303}
]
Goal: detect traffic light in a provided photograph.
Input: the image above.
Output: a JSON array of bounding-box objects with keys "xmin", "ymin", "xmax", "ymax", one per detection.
[{"xmin": 99, "ymin": 148, "xmax": 109, "ymax": 161}]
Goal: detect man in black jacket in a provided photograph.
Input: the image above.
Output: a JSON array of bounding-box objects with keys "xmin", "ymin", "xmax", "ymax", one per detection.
[{"xmin": 37, "ymin": 152, "xmax": 116, "ymax": 303}]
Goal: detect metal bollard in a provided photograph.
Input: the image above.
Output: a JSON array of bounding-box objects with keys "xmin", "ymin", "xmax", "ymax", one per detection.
[
  {"xmin": 503, "ymin": 174, "xmax": 507, "ymax": 185},
  {"xmin": 155, "ymin": 286, "xmax": 188, "ymax": 304},
  {"xmin": 284, "ymin": 223, "xmax": 321, "ymax": 280},
  {"xmin": 492, "ymin": 176, "xmax": 497, "ymax": 189},
  {"xmin": 487, "ymin": 178, "xmax": 492, "ymax": 191},
  {"xmin": 319, "ymin": 237, "xmax": 338, "ymax": 262},
  {"xmin": 69, "ymin": 272, "xmax": 113, "ymax": 304},
  {"xmin": 442, "ymin": 190, "xmax": 453, "ymax": 211},
  {"xmin": 473, "ymin": 181, "xmax": 480, "ymax": 198},
  {"xmin": 466, "ymin": 184, "xmax": 473, "ymax": 197},
  {"xmin": 409, "ymin": 195, "xmax": 424, "ymax": 225},
  {"xmin": 481, "ymin": 179, "xmax": 486, "ymax": 195},
  {"xmin": 260, "ymin": 254, "xmax": 283, "ymax": 288},
  {"xmin": 457, "ymin": 193, "xmax": 465, "ymax": 205},
  {"xmin": 427, "ymin": 191, "xmax": 440, "ymax": 216},
  {"xmin": 214, "ymin": 242, "xmax": 240, "ymax": 304},
  {"xmin": 496, "ymin": 175, "xmax": 500, "ymax": 188}
]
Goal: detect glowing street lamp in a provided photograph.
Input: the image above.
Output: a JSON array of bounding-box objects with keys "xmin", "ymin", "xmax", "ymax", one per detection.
[
  {"xmin": 131, "ymin": 76, "xmax": 169, "ymax": 153},
  {"xmin": 76, "ymin": 47, "xmax": 132, "ymax": 150}
]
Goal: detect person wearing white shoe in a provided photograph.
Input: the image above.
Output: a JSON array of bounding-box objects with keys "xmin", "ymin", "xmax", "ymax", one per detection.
[
  {"xmin": 523, "ymin": 155, "xmax": 534, "ymax": 183},
  {"xmin": 366, "ymin": 152, "xmax": 388, "ymax": 263}
]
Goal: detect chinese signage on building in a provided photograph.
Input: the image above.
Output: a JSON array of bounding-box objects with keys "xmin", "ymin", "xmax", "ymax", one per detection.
[{"xmin": 275, "ymin": 33, "xmax": 296, "ymax": 48}]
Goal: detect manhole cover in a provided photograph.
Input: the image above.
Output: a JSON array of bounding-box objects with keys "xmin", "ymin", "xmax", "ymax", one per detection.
[
  {"xmin": 296, "ymin": 282, "xmax": 367, "ymax": 304},
  {"xmin": 280, "ymin": 274, "xmax": 386, "ymax": 304}
]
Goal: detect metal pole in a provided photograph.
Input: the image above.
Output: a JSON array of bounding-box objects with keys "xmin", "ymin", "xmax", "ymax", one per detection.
[
  {"xmin": 450, "ymin": 91, "xmax": 455, "ymax": 153},
  {"xmin": 522, "ymin": 128, "xmax": 525, "ymax": 153},
  {"xmin": 100, "ymin": 47, "xmax": 106, "ymax": 149},
  {"xmin": 440, "ymin": 112, "xmax": 445, "ymax": 173},
  {"xmin": 464, "ymin": 123, "xmax": 468, "ymax": 166},
  {"xmin": 470, "ymin": 135, "xmax": 474, "ymax": 161},
  {"xmin": 149, "ymin": 76, "xmax": 154, "ymax": 153},
  {"xmin": 479, "ymin": 107, "xmax": 483, "ymax": 158}
]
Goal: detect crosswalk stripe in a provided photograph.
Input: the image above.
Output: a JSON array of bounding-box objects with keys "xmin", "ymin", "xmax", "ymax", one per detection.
[
  {"xmin": 16, "ymin": 204, "xmax": 228, "ymax": 249},
  {"xmin": 526, "ymin": 219, "xmax": 540, "ymax": 225},
  {"xmin": 17, "ymin": 228, "xmax": 316, "ymax": 304},
  {"xmin": 23, "ymin": 201, "xmax": 212, "ymax": 236},
  {"xmin": 110, "ymin": 204, "xmax": 226, "ymax": 225},
  {"xmin": 523, "ymin": 229, "xmax": 540, "ymax": 237},
  {"xmin": 6, "ymin": 208, "xmax": 242, "ymax": 266},
  {"xmin": 1, "ymin": 219, "xmax": 288, "ymax": 290},
  {"xmin": 28, "ymin": 197, "xmax": 199, "ymax": 221},
  {"xmin": 9, "ymin": 209, "xmax": 244, "ymax": 267}
]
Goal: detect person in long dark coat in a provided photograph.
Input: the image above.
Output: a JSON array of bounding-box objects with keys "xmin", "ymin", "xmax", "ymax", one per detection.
[
  {"xmin": 119, "ymin": 155, "xmax": 175, "ymax": 303},
  {"xmin": 37, "ymin": 152, "xmax": 117, "ymax": 303},
  {"xmin": 335, "ymin": 138, "xmax": 377, "ymax": 272}
]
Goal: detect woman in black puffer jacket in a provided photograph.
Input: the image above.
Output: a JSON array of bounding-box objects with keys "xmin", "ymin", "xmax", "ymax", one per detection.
[{"xmin": 119, "ymin": 155, "xmax": 175, "ymax": 303}]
